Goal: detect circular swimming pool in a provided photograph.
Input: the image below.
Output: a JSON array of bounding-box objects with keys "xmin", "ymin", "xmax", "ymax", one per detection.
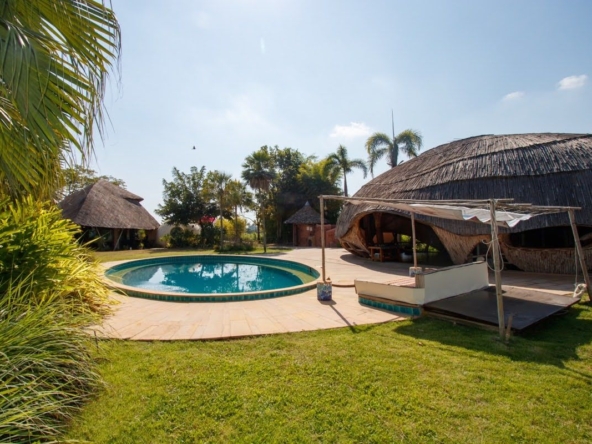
[{"xmin": 105, "ymin": 255, "xmax": 320, "ymax": 302}]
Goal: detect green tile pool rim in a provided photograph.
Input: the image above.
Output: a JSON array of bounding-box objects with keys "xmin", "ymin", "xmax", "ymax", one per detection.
[{"xmin": 104, "ymin": 255, "xmax": 321, "ymax": 303}]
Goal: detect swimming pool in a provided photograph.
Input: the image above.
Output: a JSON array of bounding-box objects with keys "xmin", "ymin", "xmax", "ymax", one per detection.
[{"xmin": 105, "ymin": 255, "xmax": 320, "ymax": 302}]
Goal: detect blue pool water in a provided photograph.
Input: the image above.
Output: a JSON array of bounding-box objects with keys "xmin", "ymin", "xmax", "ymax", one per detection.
[
  {"xmin": 105, "ymin": 256, "xmax": 320, "ymax": 301},
  {"xmin": 121, "ymin": 261, "xmax": 303, "ymax": 293}
]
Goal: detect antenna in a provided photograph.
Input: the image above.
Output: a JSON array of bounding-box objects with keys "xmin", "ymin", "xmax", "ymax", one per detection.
[{"xmin": 391, "ymin": 109, "xmax": 395, "ymax": 143}]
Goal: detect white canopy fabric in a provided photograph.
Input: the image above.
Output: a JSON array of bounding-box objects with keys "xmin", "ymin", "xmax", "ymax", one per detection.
[{"xmin": 408, "ymin": 204, "xmax": 532, "ymax": 228}]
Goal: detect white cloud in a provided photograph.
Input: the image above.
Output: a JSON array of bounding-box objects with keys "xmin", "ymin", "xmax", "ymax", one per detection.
[
  {"xmin": 502, "ymin": 91, "xmax": 525, "ymax": 101},
  {"xmin": 557, "ymin": 74, "xmax": 587, "ymax": 90},
  {"xmin": 330, "ymin": 122, "xmax": 372, "ymax": 139}
]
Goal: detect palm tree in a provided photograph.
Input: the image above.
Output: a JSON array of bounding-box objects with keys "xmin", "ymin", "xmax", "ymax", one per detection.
[
  {"xmin": 226, "ymin": 179, "xmax": 253, "ymax": 244},
  {"xmin": 326, "ymin": 145, "xmax": 368, "ymax": 197},
  {"xmin": 0, "ymin": 0, "xmax": 121, "ymax": 199},
  {"xmin": 242, "ymin": 150, "xmax": 276, "ymax": 253},
  {"xmin": 205, "ymin": 171, "xmax": 232, "ymax": 250},
  {"xmin": 366, "ymin": 129, "xmax": 423, "ymax": 177}
]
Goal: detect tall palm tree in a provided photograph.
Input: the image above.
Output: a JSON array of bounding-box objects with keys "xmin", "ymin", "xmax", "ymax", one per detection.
[
  {"xmin": 242, "ymin": 150, "xmax": 276, "ymax": 253},
  {"xmin": 205, "ymin": 171, "xmax": 232, "ymax": 250},
  {"xmin": 366, "ymin": 128, "xmax": 423, "ymax": 177},
  {"xmin": 0, "ymin": 0, "xmax": 121, "ymax": 200},
  {"xmin": 326, "ymin": 145, "xmax": 368, "ymax": 197}
]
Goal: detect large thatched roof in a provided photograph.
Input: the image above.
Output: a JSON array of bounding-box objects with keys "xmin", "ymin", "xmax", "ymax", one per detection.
[
  {"xmin": 337, "ymin": 133, "xmax": 592, "ymax": 238},
  {"xmin": 59, "ymin": 179, "xmax": 160, "ymax": 230},
  {"xmin": 284, "ymin": 201, "xmax": 322, "ymax": 224}
]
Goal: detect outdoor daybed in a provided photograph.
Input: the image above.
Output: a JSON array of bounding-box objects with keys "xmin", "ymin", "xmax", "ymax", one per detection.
[{"xmin": 354, "ymin": 261, "xmax": 489, "ymax": 309}]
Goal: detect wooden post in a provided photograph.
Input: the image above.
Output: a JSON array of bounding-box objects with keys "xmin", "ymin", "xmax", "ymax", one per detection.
[
  {"xmin": 411, "ymin": 212, "xmax": 418, "ymax": 269},
  {"xmin": 489, "ymin": 199, "xmax": 506, "ymax": 339},
  {"xmin": 568, "ymin": 209, "xmax": 591, "ymax": 301},
  {"xmin": 374, "ymin": 212, "xmax": 384, "ymax": 245},
  {"xmin": 320, "ymin": 196, "xmax": 326, "ymax": 282}
]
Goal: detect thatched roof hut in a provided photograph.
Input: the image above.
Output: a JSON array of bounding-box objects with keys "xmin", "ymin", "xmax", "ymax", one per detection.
[
  {"xmin": 284, "ymin": 201, "xmax": 322, "ymax": 225},
  {"xmin": 59, "ymin": 179, "xmax": 159, "ymax": 249},
  {"xmin": 284, "ymin": 201, "xmax": 338, "ymax": 247},
  {"xmin": 336, "ymin": 133, "xmax": 592, "ymax": 273}
]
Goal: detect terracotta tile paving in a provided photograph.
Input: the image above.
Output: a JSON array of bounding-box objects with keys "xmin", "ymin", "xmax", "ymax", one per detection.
[{"xmin": 91, "ymin": 248, "xmax": 578, "ymax": 341}]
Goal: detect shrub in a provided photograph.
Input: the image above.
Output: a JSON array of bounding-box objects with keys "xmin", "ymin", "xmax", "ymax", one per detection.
[
  {"xmin": 0, "ymin": 278, "xmax": 102, "ymax": 442},
  {"xmin": 0, "ymin": 197, "xmax": 110, "ymax": 316},
  {"xmin": 167, "ymin": 226, "xmax": 199, "ymax": 248}
]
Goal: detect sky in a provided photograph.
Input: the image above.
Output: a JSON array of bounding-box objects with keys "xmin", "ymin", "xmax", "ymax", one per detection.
[{"xmin": 93, "ymin": 0, "xmax": 592, "ymax": 221}]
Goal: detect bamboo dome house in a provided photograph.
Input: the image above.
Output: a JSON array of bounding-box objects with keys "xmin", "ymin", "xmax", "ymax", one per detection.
[{"xmin": 336, "ymin": 133, "xmax": 592, "ymax": 274}]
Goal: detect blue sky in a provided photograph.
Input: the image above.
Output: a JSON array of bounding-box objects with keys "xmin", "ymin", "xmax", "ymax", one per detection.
[{"xmin": 95, "ymin": 0, "xmax": 592, "ymax": 220}]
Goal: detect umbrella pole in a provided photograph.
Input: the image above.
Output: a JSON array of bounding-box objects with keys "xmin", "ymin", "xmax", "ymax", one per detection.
[
  {"xmin": 489, "ymin": 199, "xmax": 505, "ymax": 339},
  {"xmin": 411, "ymin": 212, "xmax": 418, "ymax": 269},
  {"xmin": 320, "ymin": 196, "xmax": 326, "ymax": 282}
]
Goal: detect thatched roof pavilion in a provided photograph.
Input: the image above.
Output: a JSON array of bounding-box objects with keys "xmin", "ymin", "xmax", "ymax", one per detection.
[
  {"xmin": 59, "ymin": 179, "xmax": 159, "ymax": 249},
  {"xmin": 336, "ymin": 133, "xmax": 592, "ymax": 273}
]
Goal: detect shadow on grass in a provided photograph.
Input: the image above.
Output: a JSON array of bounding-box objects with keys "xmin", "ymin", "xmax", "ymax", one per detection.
[
  {"xmin": 394, "ymin": 303, "xmax": 592, "ymax": 373},
  {"xmin": 318, "ymin": 299, "xmax": 385, "ymax": 334}
]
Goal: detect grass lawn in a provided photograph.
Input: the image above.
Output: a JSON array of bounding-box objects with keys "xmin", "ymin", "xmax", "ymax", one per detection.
[
  {"xmin": 93, "ymin": 246, "xmax": 293, "ymax": 263},
  {"xmin": 66, "ymin": 304, "xmax": 592, "ymax": 443}
]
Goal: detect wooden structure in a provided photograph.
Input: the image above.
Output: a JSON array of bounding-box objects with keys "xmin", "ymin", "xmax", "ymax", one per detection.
[
  {"xmin": 284, "ymin": 201, "xmax": 337, "ymax": 247},
  {"xmin": 59, "ymin": 180, "xmax": 160, "ymax": 250},
  {"xmin": 320, "ymin": 195, "xmax": 589, "ymax": 338},
  {"xmin": 336, "ymin": 133, "xmax": 592, "ymax": 273}
]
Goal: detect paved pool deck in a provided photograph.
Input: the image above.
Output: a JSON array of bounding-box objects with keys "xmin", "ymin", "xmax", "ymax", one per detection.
[{"xmin": 91, "ymin": 248, "xmax": 579, "ymax": 341}]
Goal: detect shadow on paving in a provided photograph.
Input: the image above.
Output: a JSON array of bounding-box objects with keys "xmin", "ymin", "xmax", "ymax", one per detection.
[{"xmin": 394, "ymin": 304, "xmax": 592, "ymax": 375}]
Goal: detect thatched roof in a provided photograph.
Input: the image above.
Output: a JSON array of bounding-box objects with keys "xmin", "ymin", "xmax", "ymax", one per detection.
[
  {"xmin": 284, "ymin": 201, "xmax": 322, "ymax": 224},
  {"xmin": 59, "ymin": 179, "xmax": 160, "ymax": 230},
  {"xmin": 337, "ymin": 133, "xmax": 592, "ymax": 238}
]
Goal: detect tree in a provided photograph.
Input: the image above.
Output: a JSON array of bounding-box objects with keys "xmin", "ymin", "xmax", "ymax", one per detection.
[
  {"xmin": 156, "ymin": 166, "xmax": 217, "ymax": 232},
  {"xmin": 297, "ymin": 158, "xmax": 342, "ymax": 222},
  {"xmin": 242, "ymin": 148, "xmax": 276, "ymax": 253},
  {"xmin": 204, "ymin": 171, "xmax": 232, "ymax": 250},
  {"xmin": 326, "ymin": 145, "xmax": 368, "ymax": 197},
  {"xmin": 0, "ymin": 0, "xmax": 121, "ymax": 199},
  {"xmin": 61, "ymin": 165, "xmax": 126, "ymax": 198},
  {"xmin": 366, "ymin": 129, "xmax": 423, "ymax": 176},
  {"xmin": 226, "ymin": 179, "xmax": 253, "ymax": 244}
]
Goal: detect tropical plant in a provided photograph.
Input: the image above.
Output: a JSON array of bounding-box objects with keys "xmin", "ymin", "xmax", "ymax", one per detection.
[
  {"xmin": 366, "ymin": 129, "xmax": 423, "ymax": 176},
  {"xmin": 204, "ymin": 171, "xmax": 232, "ymax": 249},
  {"xmin": 242, "ymin": 149, "xmax": 276, "ymax": 253},
  {"xmin": 0, "ymin": 277, "xmax": 103, "ymax": 442},
  {"xmin": 0, "ymin": 197, "xmax": 110, "ymax": 315},
  {"xmin": 0, "ymin": 0, "xmax": 121, "ymax": 199},
  {"xmin": 326, "ymin": 145, "xmax": 368, "ymax": 197}
]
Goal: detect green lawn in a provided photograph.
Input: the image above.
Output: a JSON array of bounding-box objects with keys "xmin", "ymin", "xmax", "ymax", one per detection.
[
  {"xmin": 66, "ymin": 305, "xmax": 592, "ymax": 443},
  {"xmin": 93, "ymin": 246, "xmax": 293, "ymax": 263}
]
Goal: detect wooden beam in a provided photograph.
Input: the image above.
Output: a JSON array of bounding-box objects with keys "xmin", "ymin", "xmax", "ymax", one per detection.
[
  {"xmin": 489, "ymin": 199, "xmax": 506, "ymax": 339},
  {"xmin": 320, "ymin": 196, "xmax": 326, "ymax": 282},
  {"xmin": 568, "ymin": 209, "xmax": 591, "ymax": 302}
]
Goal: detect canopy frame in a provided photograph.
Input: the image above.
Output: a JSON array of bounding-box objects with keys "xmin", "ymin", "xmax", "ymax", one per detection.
[{"xmin": 319, "ymin": 195, "xmax": 588, "ymax": 339}]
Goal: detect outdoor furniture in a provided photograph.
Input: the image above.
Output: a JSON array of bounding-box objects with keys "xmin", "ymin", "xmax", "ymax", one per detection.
[{"xmin": 369, "ymin": 245, "xmax": 400, "ymax": 262}]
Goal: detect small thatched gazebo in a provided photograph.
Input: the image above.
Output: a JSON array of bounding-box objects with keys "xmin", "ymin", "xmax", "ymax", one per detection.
[
  {"xmin": 59, "ymin": 179, "xmax": 159, "ymax": 250},
  {"xmin": 284, "ymin": 201, "xmax": 337, "ymax": 247},
  {"xmin": 336, "ymin": 133, "xmax": 592, "ymax": 273}
]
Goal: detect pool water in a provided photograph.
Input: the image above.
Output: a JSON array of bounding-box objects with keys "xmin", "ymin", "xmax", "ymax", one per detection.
[
  {"xmin": 104, "ymin": 255, "xmax": 320, "ymax": 302},
  {"xmin": 121, "ymin": 261, "xmax": 303, "ymax": 294}
]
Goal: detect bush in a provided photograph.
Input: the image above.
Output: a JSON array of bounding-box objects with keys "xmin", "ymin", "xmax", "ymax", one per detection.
[
  {"xmin": 0, "ymin": 197, "xmax": 110, "ymax": 316},
  {"xmin": 167, "ymin": 226, "xmax": 199, "ymax": 248},
  {"xmin": 0, "ymin": 278, "xmax": 102, "ymax": 442},
  {"xmin": 216, "ymin": 240, "xmax": 255, "ymax": 253},
  {"xmin": 0, "ymin": 197, "xmax": 110, "ymax": 441}
]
